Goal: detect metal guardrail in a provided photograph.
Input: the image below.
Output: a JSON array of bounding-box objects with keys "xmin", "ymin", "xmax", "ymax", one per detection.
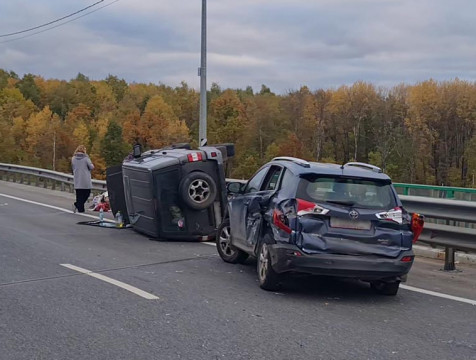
[
  {"xmin": 0, "ymin": 163, "xmax": 107, "ymax": 192},
  {"xmin": 1, "ymin": 164, "xmax": 475, "ymax": 270},
  {"xmin": 394, "ymin": 182, "xmax": 476, "ymax": 200},
  {"xmin": 399, "ymin": 196, "xmax": 476, "ymax": 270}
]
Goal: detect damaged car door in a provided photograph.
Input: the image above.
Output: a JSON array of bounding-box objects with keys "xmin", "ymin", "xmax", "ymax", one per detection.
[{"xmin": 230, "ymin": 165, "xmax": 284, "ymax": 254}]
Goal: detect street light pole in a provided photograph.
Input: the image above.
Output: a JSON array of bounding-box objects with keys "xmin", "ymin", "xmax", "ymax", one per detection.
[{"xmin": 198, "ymin": 0, "xmax": 207, "ymax": 147}]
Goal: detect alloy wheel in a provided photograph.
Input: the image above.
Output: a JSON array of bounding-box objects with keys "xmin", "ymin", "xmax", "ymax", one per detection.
[
  {"xmin": 258, "ymin": 243, "xmax": 269, "ymax": 281},
  {"xmin": 218, "ymin": 225, "xmax": 234, "ymax": 256},
  {"xmin": 188, "ymin": 179, "xmax": 210, "ymax": 203}
]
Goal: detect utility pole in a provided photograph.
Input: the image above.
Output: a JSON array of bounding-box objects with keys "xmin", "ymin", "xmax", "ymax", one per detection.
[
  {"xmin": 53, "ymin": 131, "xmax": 56, "ymax": 171},
  {"xmin": 198, "ymin": 0, "xmax": 207, "ymax": 147}
]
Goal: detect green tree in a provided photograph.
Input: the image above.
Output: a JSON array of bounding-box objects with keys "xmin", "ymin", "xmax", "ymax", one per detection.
[
  {"xmin": 101, "ymin": 120, "xmax": 129, "ymax": 167},
  {"xmin": 16, "ymin": 73, "xmax": 41, "ymax": 107},
  {"xmin": 105, "ymin": 74, "xmax": 129, "ymax": 102}
]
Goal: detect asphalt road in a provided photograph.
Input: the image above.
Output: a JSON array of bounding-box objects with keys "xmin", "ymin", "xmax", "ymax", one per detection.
[{"xmin": 1, "ymin": 181, "xmax": 475, "ymax": 360}]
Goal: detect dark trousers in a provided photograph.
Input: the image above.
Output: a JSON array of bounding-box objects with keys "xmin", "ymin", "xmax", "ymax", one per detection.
[{"xmin": 75, "ymin": 189, "xmax": 91, "ymax": 213}]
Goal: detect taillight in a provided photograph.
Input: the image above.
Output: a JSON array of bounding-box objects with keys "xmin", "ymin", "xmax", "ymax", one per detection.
[
  {"xmin": 272, "ymin": 209, "xmax": 292, "ymax": 234},
  {"xmin": 401, "ymin": 256, "xmax": 413, "ymax": 262},
  {"xmin": 187, "ymin": 152, "xmax": 203, "ymax": 162},
  {"xmin": 411, "ymin": 213, "xmax": 424, "ymax": 243},
  {"xmin": 296, "ymin": 198, "xmax": 329, "ymax": 216},
  {"xmin": 375, "ymin": 207, "xmax": 403, "ymax": 224}
]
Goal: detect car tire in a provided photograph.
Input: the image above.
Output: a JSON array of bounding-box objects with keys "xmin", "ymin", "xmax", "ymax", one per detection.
[
  {"xmin": 371, "ymin": 281, "xmax": 400, "ymax": 296},
  {"xmin": 257, "ymin": 240, "xmax": 281, "ymax": 291},
  {"xmin": 216, "ymin": 219, "xmax": 248, "ymax": 264},
  {"xmin": 179, "ymin": 171, "xmax": 217, "ymax": 210}
]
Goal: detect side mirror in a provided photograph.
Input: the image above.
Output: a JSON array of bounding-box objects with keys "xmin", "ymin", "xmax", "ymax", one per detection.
[{"xmin": 227, "ymin": 182, "xmax": 243, "ymax": 194}]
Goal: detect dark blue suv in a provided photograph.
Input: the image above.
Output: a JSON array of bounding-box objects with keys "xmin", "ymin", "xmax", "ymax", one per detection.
[{"xmin": 216, "ymin": 157, "xmax": 424, "ymax": 295}]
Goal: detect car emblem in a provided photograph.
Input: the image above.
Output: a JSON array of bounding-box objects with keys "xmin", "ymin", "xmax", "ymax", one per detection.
[{"xmin": 349, "ymin": 210, "xmax": 359, "ymax": 220}]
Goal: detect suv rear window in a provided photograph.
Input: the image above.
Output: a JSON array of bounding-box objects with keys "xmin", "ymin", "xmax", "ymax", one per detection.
[{"xmin": 296, "ymin": 175, "xmax": 397, "ymax": 210}]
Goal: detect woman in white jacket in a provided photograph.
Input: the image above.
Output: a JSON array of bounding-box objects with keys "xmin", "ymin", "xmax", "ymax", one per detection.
[{"xmin": 71, "ymin": 145, "xmax": 94, "ymax": 213}]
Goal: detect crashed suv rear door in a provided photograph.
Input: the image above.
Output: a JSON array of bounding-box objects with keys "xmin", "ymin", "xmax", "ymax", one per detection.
[{"xmin": 291, "ymin": 175, "xmax": 414, "ymax": 257}]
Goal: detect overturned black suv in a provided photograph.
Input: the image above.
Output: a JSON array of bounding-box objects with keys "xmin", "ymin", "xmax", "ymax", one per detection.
[
  {"xmin": 107, "ymin": 143, "xmax": 233, "ymax": 241},
  {"xmin": 217, "ymin": 157, "xmax": 424, "ymax": 295}
]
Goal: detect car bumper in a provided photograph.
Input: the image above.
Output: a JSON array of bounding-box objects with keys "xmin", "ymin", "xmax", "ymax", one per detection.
[{"xmin": 268, "ymin": 243, "xmax": 414, "ymax": 281}]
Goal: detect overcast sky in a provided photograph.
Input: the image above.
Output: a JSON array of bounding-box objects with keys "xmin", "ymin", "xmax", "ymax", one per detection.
[{"xmin": 1, "ymin": 0, "xmax": 475, "ymax": 94}]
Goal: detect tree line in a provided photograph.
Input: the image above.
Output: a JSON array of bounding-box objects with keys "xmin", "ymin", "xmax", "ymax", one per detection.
[{"xmin": 1, "ymin": 68, "xmax": 476, "ymax": 186}]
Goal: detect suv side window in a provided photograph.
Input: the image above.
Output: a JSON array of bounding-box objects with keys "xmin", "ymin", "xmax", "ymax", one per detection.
[
  {"xmin": 244, "ymin": 167, "xmax": 269, "ymax": 193},
  {"xmin": 262, "ymin": 165, "xmax": 284, "ymax": 191},
  {"xmin": 279, "ymin": 168, "xmax": 295, "ymax": 191}
]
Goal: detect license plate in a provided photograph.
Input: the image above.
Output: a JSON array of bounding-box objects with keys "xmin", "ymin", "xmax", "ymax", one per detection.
[{"xmin": 330, "ymin": 217, "xmax": 371, "ymax": 230}]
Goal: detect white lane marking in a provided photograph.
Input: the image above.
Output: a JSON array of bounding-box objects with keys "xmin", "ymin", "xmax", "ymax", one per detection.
[
  {"xmin": 202, "ymin": 242, "xmax": 216, "ymax": 246},
  {"xmin": 200, "ymin": 242, "xmax": 476, "ymax": 305},
  {"xmin": 60, "ymin": 264, "xmax": 159, "ymax": 300},
  {"xmin": 400, "ymin": 284, "xmax": 476, "ymax": 306},
  {"xmin": 4, "ymin": 193, "xmax": 473, "ymax": 305},
  {"xmin": 0, "ymin": 193, "xmax": 112, "ymax": 221}
]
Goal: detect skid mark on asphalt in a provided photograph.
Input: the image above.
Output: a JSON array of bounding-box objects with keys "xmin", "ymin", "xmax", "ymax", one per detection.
[{"xmin": 61, "ymin": 264, "xmax": 159, "ymax": 300}]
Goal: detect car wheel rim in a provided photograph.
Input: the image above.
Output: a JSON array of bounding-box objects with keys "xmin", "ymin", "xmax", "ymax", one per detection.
[
  {"xmin": 188, "ymin": 179, "xmax": 210, "ymax": 203},
  {"xmin": 258, "ymin": 244, "xmax": 269, "ymax": 281},
  {"xmin": 218, "ymin": 226, "xmax": 234, "ymax": 256}
]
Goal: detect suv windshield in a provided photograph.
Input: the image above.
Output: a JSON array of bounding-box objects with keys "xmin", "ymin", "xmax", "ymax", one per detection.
[{"xmin": 296, "ymin": 175, "xmax": 397, "ymax": 210}]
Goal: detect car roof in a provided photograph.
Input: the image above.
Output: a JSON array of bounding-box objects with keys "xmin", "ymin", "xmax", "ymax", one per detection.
[{"xmin": 268, "ymin": 159, "xmax": 392, "ymax": 181}]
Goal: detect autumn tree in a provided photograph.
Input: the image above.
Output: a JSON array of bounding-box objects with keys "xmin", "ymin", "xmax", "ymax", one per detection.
[
  {"xmin": 139, "ymin": 95, "xmax": 190, "ymax": 149},
  {"xmin": 2, "ymin": 67, "xmax": 476, "ymax": 187},
  {"xmin": 405, "ymin": 80, "xmax": 440, "ymax": 183},
  {"xmin": 25, "ymin": 106, "xmax": 61, "ymax": 169}
]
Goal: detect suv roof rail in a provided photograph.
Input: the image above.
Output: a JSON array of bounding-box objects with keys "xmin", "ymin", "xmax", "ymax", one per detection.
[
  {"xmin": 272, "ymin": 156, "xmax": 311, "ymax": 168},
  {"xmin": 344, "ymin": 162, "xmax": 382, "ymax": 173}
]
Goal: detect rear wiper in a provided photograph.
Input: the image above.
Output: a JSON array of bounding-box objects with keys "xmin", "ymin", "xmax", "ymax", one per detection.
[{"xmin": 325, "ymin": 200, "xmax": 355, "ymax": 206}]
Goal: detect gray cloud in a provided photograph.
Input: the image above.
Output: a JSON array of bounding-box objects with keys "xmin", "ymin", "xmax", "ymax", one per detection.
[{"xmin": 0, "ymin": 0, "xmax": 475, "ymax": 93}]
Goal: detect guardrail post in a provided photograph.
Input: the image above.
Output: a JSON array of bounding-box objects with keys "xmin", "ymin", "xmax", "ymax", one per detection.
[{"xmin": 444, "ymin": 247, "xmax": 456, "ymax": 271}]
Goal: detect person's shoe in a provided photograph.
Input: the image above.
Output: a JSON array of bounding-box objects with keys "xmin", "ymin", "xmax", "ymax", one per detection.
[{"xmin": 72, "ymin": 203, "xmax": 77, "ymax": 213}]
